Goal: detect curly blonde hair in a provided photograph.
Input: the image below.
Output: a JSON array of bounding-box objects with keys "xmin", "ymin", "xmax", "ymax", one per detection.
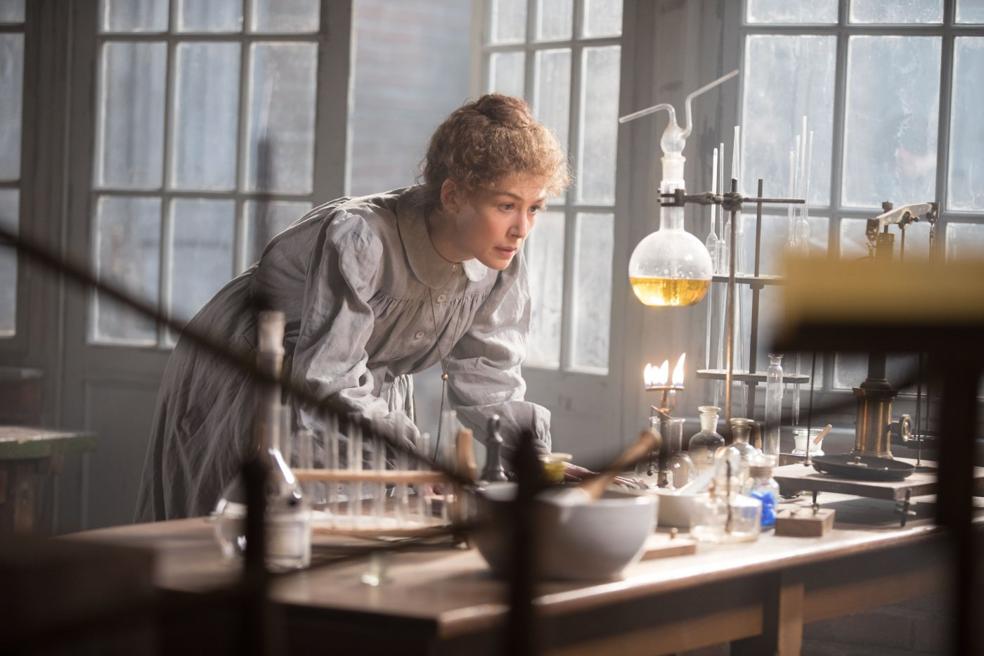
[{"xmin": 420, "ymin": 94, "xmax": 571, "ymax": 209}]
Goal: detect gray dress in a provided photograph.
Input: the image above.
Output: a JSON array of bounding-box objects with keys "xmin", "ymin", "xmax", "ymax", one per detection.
[{"xmin": 136, "ymin": 187, "xmax": 551, "ymax": 520}]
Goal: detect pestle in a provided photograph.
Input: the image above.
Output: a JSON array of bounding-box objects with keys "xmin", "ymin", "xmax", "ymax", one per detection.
[{"xmin": 544, "ymin": 430, "xmax": 659, "ymax": 506}]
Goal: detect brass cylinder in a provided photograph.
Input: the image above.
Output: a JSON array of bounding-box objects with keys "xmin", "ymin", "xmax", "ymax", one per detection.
[{"xmin": 853, "ymin": 387, "xmax": 894, "ymax": 458}]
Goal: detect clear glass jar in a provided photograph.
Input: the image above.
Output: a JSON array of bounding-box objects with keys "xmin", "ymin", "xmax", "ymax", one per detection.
[
  {"xmin": 744, "ymin": 461, "xmax": 780, "ymax": 529},
  {"xmin": 728, "ymin": 417, "xmax": 761, "ymax": 484},
  {"xmin": 763, "ymin": 353, "xmax": 784, "ymax": 461},
  {"xmin": 691, "ymin": 484, "xmax": 762, "ymax": 543},
  {"xmin": 688, "ymin": 405, "xmax": 725, "ymax": 473}
]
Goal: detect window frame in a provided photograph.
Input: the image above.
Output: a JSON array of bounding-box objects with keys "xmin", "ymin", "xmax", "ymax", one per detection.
[
  {"xmin": 479, "ymin": 0, "xmax": 622, "ymax": 376},
  {"xmin": 0, "ymin": 10, "xmax": 27, "ymax": 349},
  {"xmin": 737, "ymin": 0, "xmax": 984, "ymax": 406},
  {"xmin": 86, "ymin": 0, "xmax": 345, "ymax": 350}
]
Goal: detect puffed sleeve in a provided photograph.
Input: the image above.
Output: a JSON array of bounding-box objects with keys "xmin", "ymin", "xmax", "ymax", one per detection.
[
  {"xmin": 444, "ymin": 251, "xmax": 552, "ymax": 461},
  {"xmin": 290, "ymin": 212, "xmax": 418, "ymax": 444}
]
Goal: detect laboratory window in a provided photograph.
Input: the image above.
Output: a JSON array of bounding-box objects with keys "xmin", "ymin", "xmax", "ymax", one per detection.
[
  {"xmin": 484, "ymin": 0, "xmax": 624, "ymax": 375},
  {"xmin": 89, "ymin": 0, "xmax": 321, "ymax": 347},
  {"xmin": 0, "ymin": 0, "xmax": 25, "ymax": 338},
  {"xmin": 736, "ymin": 0, "xmax": 984, "ymax": 398}
]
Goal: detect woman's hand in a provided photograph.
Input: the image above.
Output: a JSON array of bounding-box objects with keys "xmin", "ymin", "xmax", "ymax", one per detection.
[{"xmin": 562, "ymin": 461, "xmax": 648, "ymax": 490}]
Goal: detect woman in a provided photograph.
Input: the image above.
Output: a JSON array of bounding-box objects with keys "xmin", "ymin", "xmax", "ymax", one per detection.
[{"xmin": 137, "ymin": 94, "xmax": 569, "ymax": 520}]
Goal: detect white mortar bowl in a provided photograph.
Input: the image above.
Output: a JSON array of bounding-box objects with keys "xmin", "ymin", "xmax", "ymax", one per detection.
[{"xmin": 472, "ymin": 483, "xmax": 656, "ymax": 581}]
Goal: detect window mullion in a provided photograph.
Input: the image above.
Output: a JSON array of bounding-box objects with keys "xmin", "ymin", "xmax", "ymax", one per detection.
[
  {"xmin": 234, "ymin": 0, "xmax": 251, "ymax": 274},
  {"xmin": 158, "ymin": 5, "xmax": 178, "ymax": 347},
  {"xmin": 559, "ymin": 19, "xmax": 584, "ymax": 371},
  {"xmin": 935, "ymin": 4, "xmax": 956, "ymax": 254}
]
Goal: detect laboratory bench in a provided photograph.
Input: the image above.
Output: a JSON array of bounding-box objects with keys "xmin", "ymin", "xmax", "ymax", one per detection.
[{"xmin": 69, "ymin": 491, "xmax": 978, "ymax": 656}]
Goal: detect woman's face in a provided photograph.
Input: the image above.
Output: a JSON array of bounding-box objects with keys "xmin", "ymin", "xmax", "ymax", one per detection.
[{"xmin": 442, "ymin": 173, "xmax": 549, "ymax": 271}]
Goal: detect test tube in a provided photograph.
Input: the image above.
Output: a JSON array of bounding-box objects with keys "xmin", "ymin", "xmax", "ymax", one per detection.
[
  {"xmin": 348, "ymin": 423, "xmax": 362, "ymax": 525},
  {"xmin": 372, "ymin": 432, "xmax": 386, "ymax": 527},
  {"xmin": 416, "ymin": 433, "xmax": 431, "ymax": 525}
]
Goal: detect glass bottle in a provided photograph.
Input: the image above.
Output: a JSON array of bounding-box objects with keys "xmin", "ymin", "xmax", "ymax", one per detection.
[
  {"xmin": 744, "ymin": 460, "xmax": 780, "ymax": 529},
  {"xmin": 728, "ymin": 417, "xmax": 761, "ymax": 484},
  {"xmin": 692, "ymin": 446, "xmax": 761, "ymax": 543},
  {"xmin": 688, "ymin": 405, "xmax": 725, "ymax": 473},
  {"xmin": 213, "ymin": 310, "xmax": 311, "ymax": 570},
  {"xmin": 663, "ymin": 417, "xmax": 694, "ymax": 489},
  {"xmin": 763, "ymin": 353, "xmax": 784, "ymax": 461}
]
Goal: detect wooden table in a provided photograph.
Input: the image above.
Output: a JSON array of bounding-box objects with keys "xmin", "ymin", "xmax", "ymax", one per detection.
[
  {"xmin": 0, "ymin": 425, "xmax": 96, "ymax": 534},
  {"xmin": 70, "ymin": 493, "xmax": 973, "ymax": 655}
]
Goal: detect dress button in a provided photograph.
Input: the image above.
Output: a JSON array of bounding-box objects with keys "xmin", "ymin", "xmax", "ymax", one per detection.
[
  {"xmin": 451, "ymin": 263, "xmax": 458, "ymax": 270},
  {"xmin": 414, "ymin": 331, "xmax": 425, "ymax": 340},
  {"xmin": 437, "ymin": 294, "xmax": 447, "ymax": 303}
]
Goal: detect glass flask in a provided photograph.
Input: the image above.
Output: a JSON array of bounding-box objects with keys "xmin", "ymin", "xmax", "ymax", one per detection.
[
  {"xmin": 728, "ymin": 417, "xmax": 762, "ymax": 483},
  {"xmin": 637, "ymin": 416, "xmax": 693, "ymax": 489},
  {"xmin": 213, "ymin": 311, "xmax": 311, "ymax": 570},
  {"xmin": 763, "ymin": 354, "xmax": 784, "ymax": 461},
  {"xmin": 663, "ymin": 417, "xmax": 694, "ymax": 489},
  {"xmin": 691, "ymin": 449, "xmax": 761, "ymax": 543},
  {"xmin": 621, "ymin": 71, "xmax": 738, "ymax": 307},
  {"xmin": 744, "ymin": 459, "xmax": 780, "ymax": 529},
  {"xmin": 688, "ymin": 405, "xmax": 725, "ymax": 473}
]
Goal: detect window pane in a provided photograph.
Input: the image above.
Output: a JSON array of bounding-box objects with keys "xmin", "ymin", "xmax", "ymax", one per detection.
[
  {"xmin": 946, "ymin": 222, "xmax": 984, "ymax": 261},
  {"xmin": 843, "ymin": 36, "xmax": 940, "ymax": 208},
  {"xmin": 489, "ymin": 51, "xmax": 525, "ymax": 96},
  {"xmin": 850, "ymin": 0, "xmax": 942, "ymax": 23},
  {"xmin": 169, "ymin": 199, "xmax": 234, "ymax": 323},
  {"xmin": 526, "ymin": 211, "xmax": 565, "ymax": 368},
  {"xmin": 533, "ymin": 48, "xmax": 571, "ymax": 197},
  {"xmin": 0, "ymin": 0, "xmax": 24, "ymax": 24},
  {"xmin": 349, "ymin": 0, "xmax": 472, "ymax": 196},
  {"xmin": 170, "ymin": 43, "xmax": 240, "ymax": 191},
  {"xmin": 738, "ymin": 213, "xmax": 829, "ymax": 276},
  {"xmin": 958, "ymin": 0, "xmax": 984, "ymax": 22},
  {"xmin": 742, "ymin": 35, "xmax": 835, "ymax": 205},
  {"xmin": 0, "ymin": 34, "xmax": 23, "ymax": 181},
  {"xmin": 839, "ymin": 217, "xmax": 869, "ymax": 259},
  {"xmin": 490, "ymin": 0, "xmax": 526, "ymax": 44},
  {"xmin": 244, "ymin": 200, "xmax": 311, "ymax": 266},
  {"xmin": 838, "ymin": 215, "xmax": 935, "ymax": 261},
  {"xmin": 93, "ymin": 196, "xmax": 161, "ymax": 344},
  {"xmin": 100, "ymin": 0, "xmax": 168, "ymax": 32},
  {"xmin": 244, "ymin": 43, "xmax": 318, "ymax": 193},
  {"xmin": 536, "ymin": 0, "xmax": 572, "ymax": 41},
  {"xmin": 582, "ymin": 0, "xmax": 622, "ymax": 37},
  {"xmin": 948, "ymin": 38, "xmax": 984, "ymax": 211},
  {"xmin": 95, "ymin": 42, "xmax": 167, "ymax": 190},
  {"xmin": 746, "ymin": 0, "xmax": 837, "ymax": 24},
  {"xmin": 577, "ymin": 46, "xmax": 620, "ymax": 204},
  {"xmin": 176, "ymin": 0, "xmax": 242, "ymax": 32},
  {"xmin": 0, "ymin": 189, "xmax": 19, "ymax": 336},
  {"xmin": 572, "ymin": 213, "xmax": 612, "ymax": 371},
  {"xmin": 249, "ymin": 0, "xmax": 319, "ymax": 33},
  {"xmin": 834, "ymin": 353, "xmax": 867, "ymax": 389}
]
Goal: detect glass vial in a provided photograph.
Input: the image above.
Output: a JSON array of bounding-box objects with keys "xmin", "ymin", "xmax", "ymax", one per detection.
[
  {"xmin": 764, "ymin": 353, "xmax": 784, "ymax": 461},
  {"xmin": 688, "ymin": 405, "xmax": 725, "ymax": 473},
  {"xmin": 744, "ymin": 460, "xmax": 780, "ymax": 529}
]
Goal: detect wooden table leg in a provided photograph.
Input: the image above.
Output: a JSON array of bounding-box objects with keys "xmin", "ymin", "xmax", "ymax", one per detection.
[
  {"xmin": 13, "ymin": 462, "xmax": 39, "ymax": 534},
  {"xmin": 732, "ymin": 572, "xmax": 804, "ymax": 656}
]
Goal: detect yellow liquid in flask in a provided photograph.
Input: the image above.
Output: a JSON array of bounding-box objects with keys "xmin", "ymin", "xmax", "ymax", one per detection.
[{"xmin": 630, "ymin": 276, "xmax": 711, "ymax": 307}]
